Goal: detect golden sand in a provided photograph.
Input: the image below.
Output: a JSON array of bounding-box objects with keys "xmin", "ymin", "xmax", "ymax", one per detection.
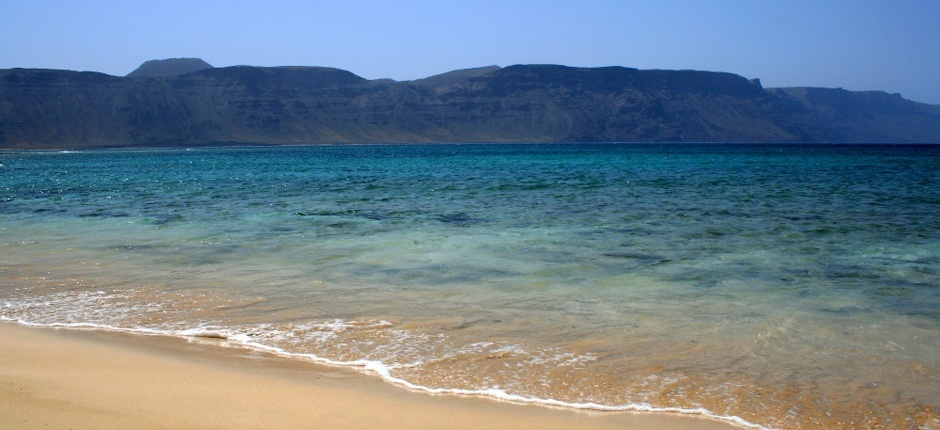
[{"xmin": 0, "ymin": 323, "xmax": 739, "ymax": 430}]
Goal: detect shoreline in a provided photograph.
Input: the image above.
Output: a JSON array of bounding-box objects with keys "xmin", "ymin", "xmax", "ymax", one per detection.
[
  {"xmin": 0, "ymin": 142, "xmax": 929, "ymax": 154},
  {"xmin": 0, "ymin": 322, "xmax": 741, "ymax": 430}
]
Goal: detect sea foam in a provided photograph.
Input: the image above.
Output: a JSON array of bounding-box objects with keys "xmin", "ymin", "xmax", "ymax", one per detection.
[{"xmin": 0, "ymin": 288, "xmax": 771, "ymax": 429}]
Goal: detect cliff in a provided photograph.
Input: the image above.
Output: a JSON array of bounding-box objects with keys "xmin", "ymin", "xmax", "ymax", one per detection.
[{"xmin": 1, "ymin": 60, "xmax": 937, "ymax": 149}]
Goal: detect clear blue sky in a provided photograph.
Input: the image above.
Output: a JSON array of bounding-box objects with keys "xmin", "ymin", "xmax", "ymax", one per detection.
[{"xmin": 3, "ymin": 0, "xmax": 939, "ymax": 104}]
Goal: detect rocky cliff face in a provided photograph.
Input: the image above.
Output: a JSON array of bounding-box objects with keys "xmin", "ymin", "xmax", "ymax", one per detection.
[
  {"xmin": 768, "ymin": 87, "xmax": 940, "ymax": 143},
  {"xmin": 1, "ymin": 61, "xmax": 937, "ymax": 149}
]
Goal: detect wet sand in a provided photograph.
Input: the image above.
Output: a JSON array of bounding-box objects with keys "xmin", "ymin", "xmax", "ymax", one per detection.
[{"xmin": 0, "ymin": 323, "xmax": 740, "ymax": 430}]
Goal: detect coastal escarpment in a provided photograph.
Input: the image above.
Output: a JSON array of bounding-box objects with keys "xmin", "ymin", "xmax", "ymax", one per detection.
[{"xmin": 1, "ymin": 59, "xmax": 938, "ymax": 148}]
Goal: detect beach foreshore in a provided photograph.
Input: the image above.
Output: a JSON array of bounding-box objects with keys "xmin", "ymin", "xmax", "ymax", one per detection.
[{"xmin": 0, "ymin": 322, "xmax": 740, "ymax": 430}]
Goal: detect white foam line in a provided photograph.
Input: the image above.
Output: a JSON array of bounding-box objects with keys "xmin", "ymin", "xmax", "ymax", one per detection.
[
  {"xmin": 1, "ymin": 318, "xmax": 774, "ymax": 430},
  {"xmin": 225, "ymin": 334, "xmax": 774, "ymax": 429}
]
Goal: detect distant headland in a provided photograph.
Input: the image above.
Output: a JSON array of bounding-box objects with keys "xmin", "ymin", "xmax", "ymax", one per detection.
[{"xmin": 1, "ymin": 58, "xmax": 938, "ymax": 149}]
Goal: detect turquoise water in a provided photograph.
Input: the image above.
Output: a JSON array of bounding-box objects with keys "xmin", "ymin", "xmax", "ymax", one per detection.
[{"xmin": 1, "ymin": 144, "xmax": 938, "ymax": 429}]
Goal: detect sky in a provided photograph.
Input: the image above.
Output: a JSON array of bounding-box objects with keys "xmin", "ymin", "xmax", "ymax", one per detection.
[{"xmin": 2, "ymin": 0, "xmax": 939, "ymax": 104}]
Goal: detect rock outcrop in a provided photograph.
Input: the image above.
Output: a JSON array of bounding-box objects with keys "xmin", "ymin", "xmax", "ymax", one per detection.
[{"xmin": 126, "ymin": 58, "xmax": 214, "ymax": 77}]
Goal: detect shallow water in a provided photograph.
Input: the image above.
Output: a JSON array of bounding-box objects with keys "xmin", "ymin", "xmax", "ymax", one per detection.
[{"xmin": 2, "ymin": 144, "xmax": 938, "ymax": 429}]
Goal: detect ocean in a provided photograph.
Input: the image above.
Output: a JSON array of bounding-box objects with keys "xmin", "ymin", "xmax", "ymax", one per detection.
[{"xmin": 1, "ymin": 143, "xmax": 937, "ymax": 429}]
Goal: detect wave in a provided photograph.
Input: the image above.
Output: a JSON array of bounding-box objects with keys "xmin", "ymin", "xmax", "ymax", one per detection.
[{"xmin": 0, "ymin": 314, "xmax": 772, "ymax": 430}]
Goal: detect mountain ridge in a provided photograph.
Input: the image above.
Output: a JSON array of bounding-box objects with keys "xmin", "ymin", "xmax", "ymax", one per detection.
[{"xmin": 1, "ymin": 60, "xmax": 937, "ymax": 149}]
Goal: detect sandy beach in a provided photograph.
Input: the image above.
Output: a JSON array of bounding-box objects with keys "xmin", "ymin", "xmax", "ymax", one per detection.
[{"xmin": 0, "ymin": 322, "xmax": 740, "ymax": 430}]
